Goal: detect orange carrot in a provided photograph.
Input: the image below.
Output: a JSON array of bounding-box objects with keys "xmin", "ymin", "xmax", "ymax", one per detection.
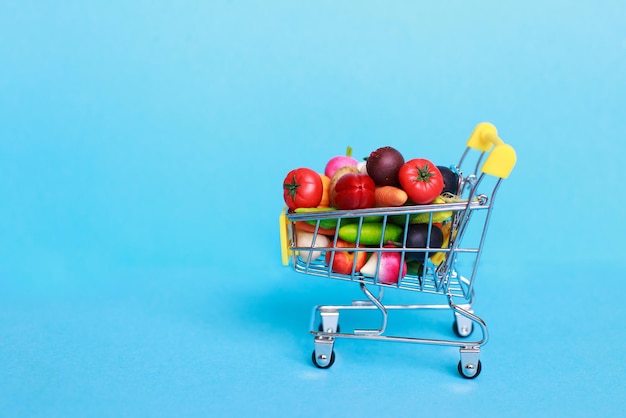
[
  {"xmin": 374, "ymin": 186, "xmax": 408, "ymax": 207},
  {"xmin": 294, "ymin": 221, "xmax": 336, "ymax": 236}
]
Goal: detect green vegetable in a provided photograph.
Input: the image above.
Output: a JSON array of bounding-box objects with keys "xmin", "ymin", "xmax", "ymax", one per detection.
[
  {"xmin": 295, "ymin": 207, "xmax": 339, "ymax": 230},
  {"xmin": 294, "ymin": 208, "xmax": 385, "ymax": 230},
  {"xmin": 338, "ymin": 222, "xmax": 403, "ymax": 245},
  {"xmin": 307, "ymin": 218, "xmax": 338, "ymax": 230},
  {"xmin": 406, "ymin": 260, "xmax": 424, "ymax": 277}
]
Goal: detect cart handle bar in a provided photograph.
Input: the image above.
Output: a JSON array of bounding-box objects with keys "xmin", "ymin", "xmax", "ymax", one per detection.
[{"xmin": 466, "ymin": 122, "xmax": 516, "ymax": 179}]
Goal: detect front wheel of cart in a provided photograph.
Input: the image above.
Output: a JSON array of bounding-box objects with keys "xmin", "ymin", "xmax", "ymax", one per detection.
[
  {"xmin": 457, "ymin": 359, "xmax": 482, "ymax": 379},
  {"xmin": 312, "ymin": 335, "xmax": 336, "ymax": 369},
  {"xmin": 312, "ymin": 350, "xmax": 335, "ymax": 369}
]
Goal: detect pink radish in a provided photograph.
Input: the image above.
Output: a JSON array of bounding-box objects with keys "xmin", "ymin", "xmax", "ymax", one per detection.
[
  {"xmin": 324, "ymin": 155, "xmax": 359, "ymax": 179},
  {"xmin": 359, "ymin": 248, "xmax": 407, "ymax": 285}
]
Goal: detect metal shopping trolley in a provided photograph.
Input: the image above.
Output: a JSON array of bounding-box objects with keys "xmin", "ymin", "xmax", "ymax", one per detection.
[{"xmin": 279, "ymin": 123, "xmax": 516, "ymax": 378}]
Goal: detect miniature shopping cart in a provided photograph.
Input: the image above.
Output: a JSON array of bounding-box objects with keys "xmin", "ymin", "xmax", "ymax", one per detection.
[{"xmin": 279, "ymin": 122, "xmax": 516, "ymax": 379}]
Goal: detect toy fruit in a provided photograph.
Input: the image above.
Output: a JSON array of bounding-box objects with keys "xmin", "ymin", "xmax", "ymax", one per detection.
[
  {"xmin": 366, "ymin": 146, "xmax": 405, "ymax": 187},
  {"xmin": 404, "ymin": 223, "xmax": 444, "ymax": 262},
  {"xmin": 398, "ymin": 158, "xmax": 444, "ymax": 204},
  {"xmin": 283, "ymin": 167, "xmax": 324, "ymax": 210},
  {"xmin": 437, "ymin": 165, "xmax": 460, "ymax": 195},
  {"xmin": 325, "ymin": 155, "xmax": 359, "ymax": 179},
  {"xmin": 295, "ymin": 229, "xmax": 330, "ymax": 263},
  {"xmin": 325, "ymin": 238, "xmax": 368, "ymax": 275},
  {"xmin": 360, "ymin": 247, "xmax": 407, "ymax": 285},
  {"xmin": 332, "ymin": 173, "xmax": 376, "ymax": 210}
]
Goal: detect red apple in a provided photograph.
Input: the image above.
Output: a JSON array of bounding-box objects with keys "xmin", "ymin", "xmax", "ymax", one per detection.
[{"xmin": 325, "ymin": 238, "xmax": 368, "ymax": 275}]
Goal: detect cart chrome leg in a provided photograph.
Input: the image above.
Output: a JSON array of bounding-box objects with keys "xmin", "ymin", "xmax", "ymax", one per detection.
[
  {"xmin": 319, "ymin": 308, "xmax": 339, "ymax": 333},
  {"xmin": 311, "ymin": 308, "xmax": 338, "ymax": 368},
  {"xmin": 449, "ymin": 293, "xmax": 487, "ymax": 378}
]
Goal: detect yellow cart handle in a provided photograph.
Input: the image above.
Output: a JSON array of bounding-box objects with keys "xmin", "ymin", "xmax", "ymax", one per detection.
[
  {"xmin": 466, "ymin": 122, "xmax": 517, "ymax": 179},
  {"xmin": 279, "ymin": 206, "xmax": 291, "ymax": 266},
  {"xmin": 466, "ymin": 122, "xmax": 502, "ymax": 151}
]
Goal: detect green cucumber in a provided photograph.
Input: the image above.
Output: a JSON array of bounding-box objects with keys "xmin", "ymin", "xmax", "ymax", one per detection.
[{"xmin": 338, "ymin": 222, "xmax": 403, "ymax": 245}]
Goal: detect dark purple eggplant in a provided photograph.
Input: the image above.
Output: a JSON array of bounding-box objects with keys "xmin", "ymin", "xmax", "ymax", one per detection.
[
  {"xmin": 437, "ymin": 165, "xmax": 460, "ymax": 195},
  {"xmin": 404, "ymin": 223, "xmax": 444, "ymax": 262}
]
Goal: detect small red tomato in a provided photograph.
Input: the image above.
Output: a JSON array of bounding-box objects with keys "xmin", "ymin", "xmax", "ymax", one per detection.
[
  {"xmin": 398, "ymin": 158, "xmax": 444, "ymax": 204},
  {"xmin": 283, "ymin": 167, "xmax": 324, "ymax": 210},
  {"xmin": 333, "ymin": 173, "xmax": 376, "ymax": 210}
]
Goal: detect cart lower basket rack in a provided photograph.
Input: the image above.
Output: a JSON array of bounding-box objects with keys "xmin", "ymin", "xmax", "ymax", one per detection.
[{"xmin": 279, "ymin": 123, "xmax": 516, "ymax": 379}]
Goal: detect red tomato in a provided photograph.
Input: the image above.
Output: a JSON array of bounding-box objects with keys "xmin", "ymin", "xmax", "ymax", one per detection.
[
  {"xmin": 398, "ymin": 158, "xmax": 444, "ymax": 204},
  {"xmin": 283, "ymin": 168, "xmax": 324, "ymax": 210},
  {"xmin": 333, "ymin": 173, "xmax": 376, "ymax": 210}
]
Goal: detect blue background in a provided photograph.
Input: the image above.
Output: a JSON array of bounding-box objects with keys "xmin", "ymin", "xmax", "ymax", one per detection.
[{"xmin": 1, "ymin": 1, "xmax": 625, "ymax": 417}]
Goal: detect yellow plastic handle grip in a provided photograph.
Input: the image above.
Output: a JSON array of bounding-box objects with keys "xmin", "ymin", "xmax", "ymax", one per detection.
[
  {"xmin": 466, "ymin": 122, "xmax": 504, "ymax": 152},
  {"xmin": 481, "ymin": 143, "xmax": 516, "ymax": 179},
  {"xmin": 467, "ymin": 122, "xmax": 517, "ymax": 178}
]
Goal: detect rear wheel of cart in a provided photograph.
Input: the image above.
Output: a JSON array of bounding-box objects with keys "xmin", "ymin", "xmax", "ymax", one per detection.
[
  {"xmin": 452, "ymin": 320, "xmax": 473, "ymax": 338},
  {"xmin": 457, "ymin": 360, "xmax": 482, "ymax": 379},
  {"xmin": 312, "ymin": 350, "xmax": 335, "ymax": 369}
]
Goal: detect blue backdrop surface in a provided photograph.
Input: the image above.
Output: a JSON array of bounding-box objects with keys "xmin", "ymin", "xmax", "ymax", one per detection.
[{"xmin": 1, "ymin": 1, "xmax": 625, "ymax": 417}]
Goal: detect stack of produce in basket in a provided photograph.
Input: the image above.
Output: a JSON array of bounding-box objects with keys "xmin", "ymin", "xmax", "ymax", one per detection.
[{"xmin": 281, "ymin": 145, "xmax": 462, "ymax": 284}]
